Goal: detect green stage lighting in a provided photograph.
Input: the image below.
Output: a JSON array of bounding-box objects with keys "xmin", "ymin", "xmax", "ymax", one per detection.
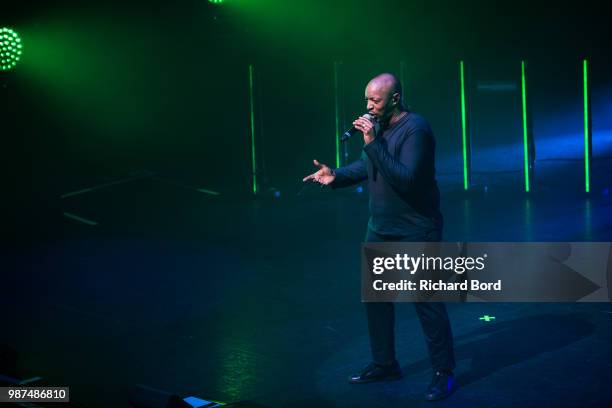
[
  {"xmin": 0, "ymin": 27, "xmax": 22, "ymax": 71},
  {"xmin": 520, "ymin": 61, "xmax": 530, "ymax": 192},
  {"xmin": 248, "ymin": 65, "xmax": 257, "ymax": 194},
  {"xmin": 583, "ymin": 59, "xmax": 591, "ymax": 193},
  {"xmin": 208, "ymin": 0, "xmax": 225, "ymax": 4},
  {"xmin": 459, "ymin": 61, "xmax": 469, "ymax": 190}
]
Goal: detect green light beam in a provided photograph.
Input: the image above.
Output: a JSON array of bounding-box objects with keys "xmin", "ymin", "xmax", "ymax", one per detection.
[
  {"xmin": 334, "ymin": 62, "xmax": 341, "ymax": 168},
  {"xmin": 63, "ymin": 212, "xmax": 98, "ymax": 226},
  {"xmin": 459, "ymin": 61, "xmax": 469, "ymax": 190},
  {"xmin": 248, "ymin": 64, "xmax": 257, "ymax": 194},
  {"xmin": 197, "ymin": 188, "xmax": 221, "ymax": 196},
  {"xmin": 521, "ymin": 61, "xmax": 530, "ymax": 192}
]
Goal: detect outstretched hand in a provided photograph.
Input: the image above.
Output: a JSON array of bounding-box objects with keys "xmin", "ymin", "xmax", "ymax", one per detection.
[{"xmin": 302, "ymin": 159, "xmax": 336, "ymax": 185}]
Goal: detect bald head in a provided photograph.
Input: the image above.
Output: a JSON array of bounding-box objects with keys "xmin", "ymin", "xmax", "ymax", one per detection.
[{"xmin": 366, "ymin": 73, "xmax": 402, "ymax": 101}]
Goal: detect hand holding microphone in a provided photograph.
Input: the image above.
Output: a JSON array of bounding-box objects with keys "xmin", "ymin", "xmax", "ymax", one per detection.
[{"xmin": 341, "ymin": 113, "xmax": 377, "ymax": 144}]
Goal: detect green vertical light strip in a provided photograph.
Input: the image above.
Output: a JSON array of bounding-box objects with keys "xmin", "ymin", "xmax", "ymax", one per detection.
[
  {"xmin": 334, "ymin": 62, "xmax": 341, "ymax": 168},
  {"xmin": 521, "ymin": 61, "xmax": 530, "ymax": 193},
  {"xmin": 248, "ymin": 64, "xmax": 257, "ymax": 194},
  {"xmin": 583, "ymin": 59, "xmax": 590, "ymax": 193},
  {"xmin": 459, "ymin": 61, "xmax": 469, "ymax": 190}
]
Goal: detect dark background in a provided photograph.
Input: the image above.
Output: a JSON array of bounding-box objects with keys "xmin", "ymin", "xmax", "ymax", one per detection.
[
  {"xmin": 2, "ymin": 2, "xmax": 612, "ymax": 407},
  {"xmin": 2, "ymin": 0, "xmax": 611, "ymax": 219}
]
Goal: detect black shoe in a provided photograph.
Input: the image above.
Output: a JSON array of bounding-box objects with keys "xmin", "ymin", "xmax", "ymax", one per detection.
[
  {"xmin": 425, "ymin": 370, "xmax": 456, "ymax": 401},
  {"xmin": 349, "ymin": 361, "xmax": 402, "ymax": 384}
]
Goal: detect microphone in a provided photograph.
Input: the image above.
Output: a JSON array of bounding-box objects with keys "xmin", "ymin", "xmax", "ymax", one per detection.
[{"xmin": 340, "ymin": 113, "xmax": 376, "ymax": 142}]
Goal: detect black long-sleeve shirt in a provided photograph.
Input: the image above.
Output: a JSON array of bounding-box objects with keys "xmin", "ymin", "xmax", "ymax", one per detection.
[{"xmin": 331, "ymin": 111, "xmax": 443, "ymax": 236}]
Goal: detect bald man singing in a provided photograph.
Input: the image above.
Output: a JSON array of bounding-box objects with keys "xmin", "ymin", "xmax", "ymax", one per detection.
[{"xmin": 303, "ymin": 73, "xmax": 456, "ymax": 401}]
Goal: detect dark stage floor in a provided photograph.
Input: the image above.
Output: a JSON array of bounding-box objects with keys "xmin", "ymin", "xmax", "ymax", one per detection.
[{"xmin": 3, "ymin": 157, "xmax": 612, "ymax": 407}]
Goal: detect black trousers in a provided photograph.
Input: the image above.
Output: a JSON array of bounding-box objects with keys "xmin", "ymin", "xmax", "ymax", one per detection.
[{"xmin": 364, "ymin": 228, "xmax": 456, "ymax": 372}]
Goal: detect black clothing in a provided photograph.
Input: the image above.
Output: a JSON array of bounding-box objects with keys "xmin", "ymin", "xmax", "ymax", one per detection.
[
  {"xmin": 365, "ymin": 228, "xmax": 455, "ymax": 372},
  {"xmin": 332, "ymin": 112, "xmax": 443, "ymax": 236},
  {"xmin": 331, "ymin": 111, "xmax": 455, "ymax": 373}
]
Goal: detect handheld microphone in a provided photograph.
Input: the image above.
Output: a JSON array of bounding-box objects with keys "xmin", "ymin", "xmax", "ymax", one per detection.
[{"xmin": 340, "ymin": 113, "xmax": 376, "ymax": 142}]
